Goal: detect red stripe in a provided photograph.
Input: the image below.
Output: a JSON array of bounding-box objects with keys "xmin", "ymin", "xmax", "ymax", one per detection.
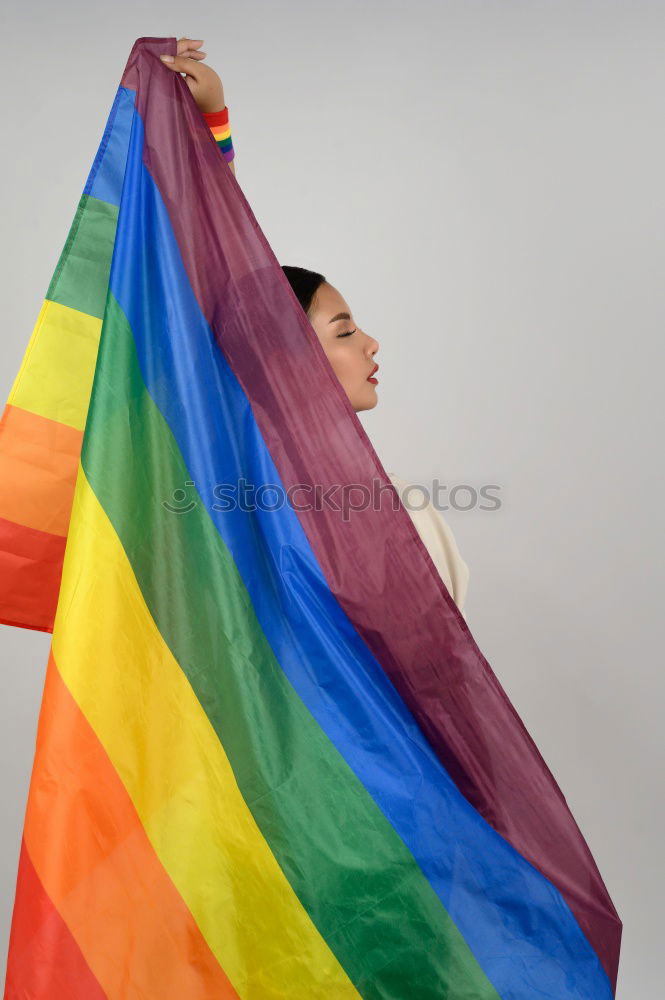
[
  {"xmin": 0, "ymin": 516, "xmax": 64, "ymax": 632},
  {"xmin": 4, "ymin": 838, "xmax": 107, "ymax": 999},
  {"xmin": 202, "ymin": 106, "xmax": 229, "ymax": 127}
]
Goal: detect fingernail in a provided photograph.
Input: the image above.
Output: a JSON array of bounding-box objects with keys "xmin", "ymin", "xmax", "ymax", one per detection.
[{"xmin": 160, "ymin": 54, "xmax": 174, "ymax": 63}]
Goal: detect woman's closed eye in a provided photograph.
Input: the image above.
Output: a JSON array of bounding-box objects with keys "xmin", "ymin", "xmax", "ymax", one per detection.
[{"xmin": 337, "ymin": 328, "xmax": 357, "ymax": 338}]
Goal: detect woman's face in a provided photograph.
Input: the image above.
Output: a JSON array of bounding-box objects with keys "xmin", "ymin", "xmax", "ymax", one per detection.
[{"xmin": 307, "ymin": 281, "xmax": 380, "ymax": 413}]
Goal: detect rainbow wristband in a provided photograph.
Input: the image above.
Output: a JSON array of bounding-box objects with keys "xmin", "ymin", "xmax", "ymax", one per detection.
[{"xmin": 203, "ymin": 106, "xmax": 235, "ymax": 164}]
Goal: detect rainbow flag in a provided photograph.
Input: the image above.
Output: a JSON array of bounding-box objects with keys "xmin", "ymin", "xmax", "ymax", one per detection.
[{"xmin": 2, "ymin": 37, "xmax": 621, "ymax": 998}]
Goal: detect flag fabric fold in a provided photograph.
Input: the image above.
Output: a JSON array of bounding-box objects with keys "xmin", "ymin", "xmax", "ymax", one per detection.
[{"xmin": 2, "ymin": 37, "xmax": 621, "ymax": 999}]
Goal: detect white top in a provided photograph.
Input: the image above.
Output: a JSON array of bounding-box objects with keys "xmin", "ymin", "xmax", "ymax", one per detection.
[{"xmin": 387, "ymin": 471, "xmax": 470, "ymax": 621}]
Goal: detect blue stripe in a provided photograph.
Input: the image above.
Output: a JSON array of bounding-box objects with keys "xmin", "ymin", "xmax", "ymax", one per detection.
[
  {"xmin": 109, "ymin": 106, "xmax": 613, "ymax": 1000},
  {"xmin": 83, "ymin": 86, "xmax": 136, "ymax": 206}
]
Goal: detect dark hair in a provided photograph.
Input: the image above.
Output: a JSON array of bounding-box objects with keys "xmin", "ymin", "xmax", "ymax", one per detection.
[{"xmin": 281, "ymin": 265, "xmax": 326, "ymax": 318}]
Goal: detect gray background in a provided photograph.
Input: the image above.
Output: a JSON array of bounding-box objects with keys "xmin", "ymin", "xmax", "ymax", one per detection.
[{"xmin": 1, "ymin": 1, "xmax": 662, "ymax": 995}]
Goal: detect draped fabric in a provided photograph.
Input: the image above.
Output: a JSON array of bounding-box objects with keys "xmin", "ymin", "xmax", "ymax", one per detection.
[{"xmin": 2, "ymin": 37, "xmax": 621, "ymax": 998}]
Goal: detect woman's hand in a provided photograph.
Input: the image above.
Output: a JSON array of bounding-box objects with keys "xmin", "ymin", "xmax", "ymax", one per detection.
[{"xmin": 159, "ymin": 37, "xmax": 226, "ymax": 113}]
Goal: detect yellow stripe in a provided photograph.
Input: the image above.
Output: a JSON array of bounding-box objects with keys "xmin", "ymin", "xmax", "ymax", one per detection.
[
  {"xmin": 52, "ymin": 465, "xmax": 358, "ymax": 999},
  {"xmin": 211, "ymin": 125, "xmax": 232, "ymax": 139},
  {"xmin": 8, "ymin": 300, "xmax": 102, "ymax": 431}
]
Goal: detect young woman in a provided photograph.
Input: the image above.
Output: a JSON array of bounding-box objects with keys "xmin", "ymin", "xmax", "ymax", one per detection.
[{"xmin": 160, "ymin": 37, "xmax": 469, "ymax": 618}]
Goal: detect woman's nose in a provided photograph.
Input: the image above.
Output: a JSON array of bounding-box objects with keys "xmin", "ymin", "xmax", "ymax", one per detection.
[{"xmin": 364, "ymin": 332, "xmax": 379, "ymax": 354}]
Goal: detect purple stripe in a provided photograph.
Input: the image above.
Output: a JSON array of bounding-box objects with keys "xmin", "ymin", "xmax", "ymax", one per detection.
[{"xmin": 120, "ymin": 36, "xmax": 622, "ymax": 991}]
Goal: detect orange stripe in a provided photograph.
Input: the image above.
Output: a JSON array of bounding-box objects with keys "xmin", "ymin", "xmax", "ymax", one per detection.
[
  {"xmin": 22, "ymin": 649, "xmax": 239, "ymax": 999},
  {"xmin": 0, "ymin": 403, "xmax": 82, "ymax": 536}
]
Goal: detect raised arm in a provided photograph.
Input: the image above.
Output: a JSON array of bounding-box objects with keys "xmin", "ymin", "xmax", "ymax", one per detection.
[{"xmin": 160, "ymin": 36, "xmax": 236, "ymax": 178}]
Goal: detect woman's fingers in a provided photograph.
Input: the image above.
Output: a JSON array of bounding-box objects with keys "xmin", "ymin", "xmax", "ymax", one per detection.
[
  {"xmin": 176, "ymin": 37, "xmax": 203, "ymax": 54},
  {"xmin": 159, "ymin": 37, "xmax": 207, "ymax": 67},
  {"xmin": 175, "ymin": 38, "xmax": 206, "ymax": 59},
  {"xmin": 159, "ymin": 53, "xmax": 203, "ymax": 77}
]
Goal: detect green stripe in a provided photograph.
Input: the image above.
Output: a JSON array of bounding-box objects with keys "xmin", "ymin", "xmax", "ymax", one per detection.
[
  {"xmin": 47, "ymin": 194, "xmax": 119, "ymax": 319},
  {"xmin": 81, "ymin": 293, "xmax": 499, "ymax": 999}
]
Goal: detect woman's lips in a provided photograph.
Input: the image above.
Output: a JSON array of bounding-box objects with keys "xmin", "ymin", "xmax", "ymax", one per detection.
[{"xmin": 367, "ymin": 363, "xmax": 379, "ymax": 384}]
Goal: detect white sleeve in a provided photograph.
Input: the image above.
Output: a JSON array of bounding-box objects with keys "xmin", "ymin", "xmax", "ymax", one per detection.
[{"xmin": 387, "ymin": 471, "xmax": 470, "ymax": 618}]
